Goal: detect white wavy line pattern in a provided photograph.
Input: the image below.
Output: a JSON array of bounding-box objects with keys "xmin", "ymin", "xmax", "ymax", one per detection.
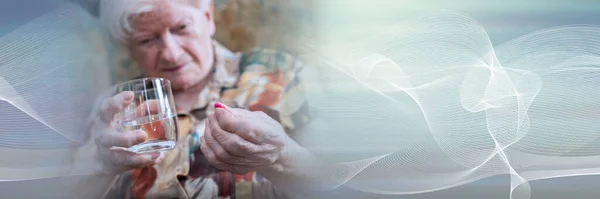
[
  {"xmin": 0, "ymin": 3, "xmax": 111, "ymax": 181},
  {"xmin": 295, "ymin": 11, "xmax": 600, "ymax": 199}
]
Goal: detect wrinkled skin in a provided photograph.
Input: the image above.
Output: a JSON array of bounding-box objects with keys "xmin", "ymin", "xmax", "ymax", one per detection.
[{"xmin": 201, "ymin": 106, "xmax": 288, "ymax": 174}]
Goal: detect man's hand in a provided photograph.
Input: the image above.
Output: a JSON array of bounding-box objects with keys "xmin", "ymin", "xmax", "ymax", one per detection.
[
  {"xmin": 200, "ymin": 103, "xmax": 288, "ymax": 174},
  {"xmin": 92, "ymin": 91, "xmax": 164, "ymax": 175}
]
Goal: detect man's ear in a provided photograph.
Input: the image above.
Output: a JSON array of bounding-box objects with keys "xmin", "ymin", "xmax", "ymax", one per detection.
[{"xmin": 205, "ymin": 0, "xmax": 215, "ymax": 37}]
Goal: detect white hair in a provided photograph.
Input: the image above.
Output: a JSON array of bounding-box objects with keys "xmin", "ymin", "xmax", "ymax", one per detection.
[{"xmin": 98, "ymin": 0, "xmax": 210, "ymax": 45}]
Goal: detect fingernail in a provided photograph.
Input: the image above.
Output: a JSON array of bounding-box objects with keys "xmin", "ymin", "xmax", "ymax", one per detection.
[
  {"xmin": 214, "ymin": 102, "xmax": 225, "ymax": 109},
  {"xmin": 214, "ymin": 102, "xmax": 236, "ymax": 117}
]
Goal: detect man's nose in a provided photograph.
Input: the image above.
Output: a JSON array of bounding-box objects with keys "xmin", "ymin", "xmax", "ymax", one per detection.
[{"xmin": 159, "ymin": 33, "xmax": 183, "ymax": 64}]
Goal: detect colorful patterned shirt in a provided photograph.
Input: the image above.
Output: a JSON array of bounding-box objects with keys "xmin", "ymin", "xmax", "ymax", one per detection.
[{"xmin": 103, "ymin": 41, "xmax": 311, "ymax": 199}]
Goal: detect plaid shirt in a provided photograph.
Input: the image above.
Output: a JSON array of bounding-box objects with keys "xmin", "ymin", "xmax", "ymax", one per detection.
[{"xmin": 103, "ymin": 41, "xmax": 311, "ymax": 199}]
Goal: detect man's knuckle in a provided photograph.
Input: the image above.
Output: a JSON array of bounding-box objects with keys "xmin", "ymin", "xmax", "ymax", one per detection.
[
  {"xmin": 215, "ymin": 149, "xmax": 227, "ymax": 159},
  {"xmin": 213, "ymin": 131, "xmax": 227, "ymax": 143},
  {"xmin": 240, "ymin": 119, "xmax": 252, "ymax": 129},
  {"xmin": 265, "ymin": 144, "xmax": 279, "ymax": 152},
  {"xmin": 236, "ymin": 142, "xmax": 256, "ymax": 154},
  {"xmin": 232, "ymin": 142, "xmax": 245, "ymax": 152},
  {"xmin": 220, "ymin": 120, "xmax": 235, "ymax": 132},
  {"xmin": 204, "ymin": 152, "xmax": 216, "ymax": 162},
  {"xmin": 201, "ymin": 145, "xmax": 213, "ymax": 156},
  {"xmin": 208, "ymin": 120, "xmax": 217, "ymax": 132},
  {"xmin": 200, "ymin": 142, "xmax": 209, "ymax": 151},
  {"xmin": 250, "ymin": 130, "xmax": 266, "ymax": 143}
]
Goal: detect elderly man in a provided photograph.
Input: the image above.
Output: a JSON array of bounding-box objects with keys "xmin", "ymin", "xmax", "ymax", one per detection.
[{"xmin": 68, "ymin": 0, "xmax": 329, "ymax": 198}]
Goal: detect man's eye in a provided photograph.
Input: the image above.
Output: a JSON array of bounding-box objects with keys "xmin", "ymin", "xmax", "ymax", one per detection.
[
  {"xmin": 138, "ymin": 38, "xmax": 153, "ymax": 45},
  {"xmin": 179, "ymin": 25, "xmax": 187, "ymax": 30}
]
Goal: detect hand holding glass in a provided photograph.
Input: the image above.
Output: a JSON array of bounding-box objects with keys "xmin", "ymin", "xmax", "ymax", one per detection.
[{"xmin": 115, "ymin": 78, "xmax": 178, "ymax": 153}]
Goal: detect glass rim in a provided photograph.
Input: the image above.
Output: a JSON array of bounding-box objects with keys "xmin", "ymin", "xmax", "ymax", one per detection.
[{"xmin": 116, "ymin": 77, "xmax": 172, "ymax": 93}]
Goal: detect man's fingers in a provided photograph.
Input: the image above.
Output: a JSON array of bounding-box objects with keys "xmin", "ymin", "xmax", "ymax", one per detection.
[
  {"xmin": 200, "ymin": 136, "xmax": 252, "ymax": 174},
  {"xmin": 204, "ymin": 116, "xmax": 243, "ymax": 164},
  {"xmin": 132, "ymin": 100, "xmax": 162, "ymax": 118},
  {"xmin": 213, "ymin": 108, "xmax": 266, "ymax": 144},
  {"xmin": 95, "ymin": 129, "xmax": 147, "ymax": 148},
  {"xmin": 200, "ymin": 135, "xmax": 232, "ymax": 170},
  {"xmin": 208, "ymin": 114, "xmax": 263, "ymax": 157},
  {"xmin": 113, "ymin": 151, "xmax": 162, "ymax": 168},
  {"xmin": 99, "ymin": 91, "xmax": 134, "ymax": 125},
  {"xmin": 97, "ymin": 141, "xmax": 163, "ymax": 173},
  {"xmin": 213, "ymin": 107, "xmax": 242, "ymax": 133}
]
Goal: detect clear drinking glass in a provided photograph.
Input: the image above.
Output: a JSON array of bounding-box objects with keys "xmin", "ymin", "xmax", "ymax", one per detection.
[{"xmin": 115, "ymin": 78, "xmax": 178, "ymax": 153}]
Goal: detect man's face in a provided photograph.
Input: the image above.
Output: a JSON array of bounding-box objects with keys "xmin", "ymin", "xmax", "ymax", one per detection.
[{"xmin": 127, "ymin": 0, "xmax": 215, "ymax": 91}]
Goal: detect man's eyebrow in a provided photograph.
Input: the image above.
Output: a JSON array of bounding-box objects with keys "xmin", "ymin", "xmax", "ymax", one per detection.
[
  {"xmin": 128, "ymin": 15, "xmax": 195, "ymax": 37},
  {"xmin": 129, "ymin": 20, "xmax": 163, "ymax": 38},
  {"xmin": 130, "ymin": 30, "xmax": 156, "ymax": 39},
  {"xmin": 174, "ymin": 17, "xmax": 194, "ymax": 25}
]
